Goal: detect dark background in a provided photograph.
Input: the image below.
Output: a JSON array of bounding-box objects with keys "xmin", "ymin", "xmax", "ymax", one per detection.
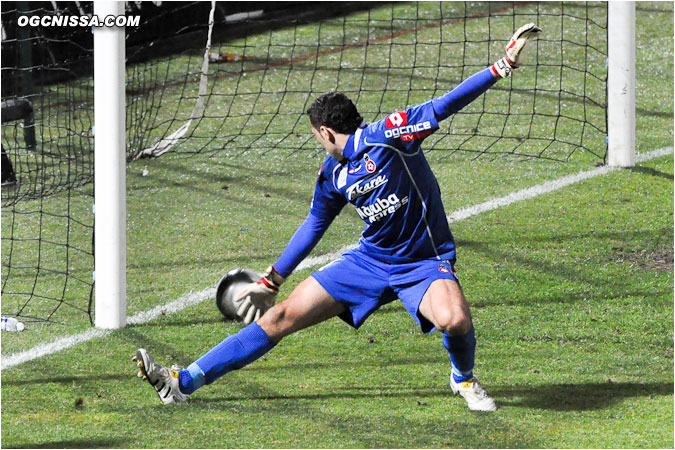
[{"xmin": 1, "ymin": 1, "xmax": 380, "ymax": 97}]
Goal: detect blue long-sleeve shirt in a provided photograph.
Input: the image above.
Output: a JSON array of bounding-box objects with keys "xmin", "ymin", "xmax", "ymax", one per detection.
[
  {"xmin": 273, "ymin": 67, "xmax": 498, "ymax": 277},
  {"xmin": 273, "ymin": 213, "xmax": 334, "ymax": 278}
]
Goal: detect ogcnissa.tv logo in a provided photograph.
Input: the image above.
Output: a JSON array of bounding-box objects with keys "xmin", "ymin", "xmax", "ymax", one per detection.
[{"xmin": 384, "ymin": 111, "xmax": 433, "ymax": 142}]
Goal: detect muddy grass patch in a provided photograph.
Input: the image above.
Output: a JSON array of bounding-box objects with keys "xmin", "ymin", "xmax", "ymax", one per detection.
[{"xmin": 611, "ymin": 246, "xmax": 674, "ymax": 271}]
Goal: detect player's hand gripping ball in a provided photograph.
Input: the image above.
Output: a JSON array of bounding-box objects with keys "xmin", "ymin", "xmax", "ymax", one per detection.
[
  {"xmin": 491, "ymin": 23, "xmax": 542, "ymax": 78},
  {"xmin": 215, "ymin": 266, "xmax": 285, "ymax": 324}
]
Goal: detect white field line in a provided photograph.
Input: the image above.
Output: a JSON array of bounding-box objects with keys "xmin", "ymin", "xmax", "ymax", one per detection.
[
  {"xmin": 2, "ymin": 147, "xmax": 671, "ymax": 370},
  {"xmin": 1, "ymin": 288, "xmax": 215, "ymax": 370},
  {"xmin": 295, "ymin": 147, "xmax": 673, "ymax": 269}
]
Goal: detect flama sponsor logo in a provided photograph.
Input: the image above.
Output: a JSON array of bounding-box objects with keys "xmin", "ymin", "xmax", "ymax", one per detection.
[
  {"xmin": 346, "ymin": 174, "xmax": 388, "ymax": 201},
  {"xmin": 355, "ymin": 194, "xmax": 409, "ymax": 223}
]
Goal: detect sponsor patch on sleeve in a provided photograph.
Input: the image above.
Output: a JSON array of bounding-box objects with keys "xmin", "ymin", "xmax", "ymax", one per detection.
[{"xmin": 384, "ymin": 111, "xmax": 432, "ymax": 141}]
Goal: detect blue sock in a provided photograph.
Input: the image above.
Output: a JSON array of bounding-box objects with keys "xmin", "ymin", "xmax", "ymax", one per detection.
[
  {"xmin": 178, "ymin": 322, "xmax": 276, "ymax": 395},
  {"xmin": 178, "ymin": 363, "xmax": 204, "ymax": 395},
  {"xmin": 442, "ymin": 325, "xmax": 476, "ymax": 383}
]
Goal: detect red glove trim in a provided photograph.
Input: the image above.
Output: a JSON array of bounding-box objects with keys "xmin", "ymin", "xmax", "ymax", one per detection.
[{"xmin": 258, "ymin": 277, "xmax": 279, "ymax": 291}]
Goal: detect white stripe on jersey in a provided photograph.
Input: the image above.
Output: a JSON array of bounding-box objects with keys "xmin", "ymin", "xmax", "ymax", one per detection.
[
  {"xmin": 362, "ymin": 137, "xmax": 442, "ymax": 261},
  {"xmin": 354, "ymin": 127, "xmax": 363, "ymax": 155}
]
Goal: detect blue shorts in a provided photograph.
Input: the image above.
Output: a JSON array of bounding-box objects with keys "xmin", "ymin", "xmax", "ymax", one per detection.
[{"xmin": 311, "ymin": 246, "xmax": 458, "ymax": 334}]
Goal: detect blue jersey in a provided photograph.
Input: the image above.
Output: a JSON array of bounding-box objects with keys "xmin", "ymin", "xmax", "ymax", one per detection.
[
  {"xmin": 273, "ymin": 67, "xmax": 498, "ymax": 276},
  {"xmin": 310, "ymin": 100, "xmax": 454, "ymax": 263}
]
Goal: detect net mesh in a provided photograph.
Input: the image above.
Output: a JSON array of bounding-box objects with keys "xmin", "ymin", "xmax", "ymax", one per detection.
[
  {"xmin": 1, "ymin": 1, "xmax": 607, "ymax": 325},
  {"xmin": 129, "ymin": 1, "xmax": 608, "ymax": 162},
  {"xmin": 2, "ymin": 2, "xmax": 95, "ymax": 324}
]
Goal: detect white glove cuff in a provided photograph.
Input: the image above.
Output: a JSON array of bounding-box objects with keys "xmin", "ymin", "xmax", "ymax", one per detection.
[
  {"xmin": 490, "ymin": 57, "xmax": 514, "ymax": 79},
  {"xmin": 263, "ymin": 265, "xmax": 286, "ymax": 288}
]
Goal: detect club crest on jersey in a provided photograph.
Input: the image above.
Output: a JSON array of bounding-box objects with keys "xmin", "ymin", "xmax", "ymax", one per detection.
[{"xmin": 364, "ymin": 154, "xmax": 376, "ymax": 173}]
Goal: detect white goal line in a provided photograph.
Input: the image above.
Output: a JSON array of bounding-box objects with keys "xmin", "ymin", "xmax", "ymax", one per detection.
[{"xmin": 2, "ymin": 146, "xmax": 672, "ymax": 370}]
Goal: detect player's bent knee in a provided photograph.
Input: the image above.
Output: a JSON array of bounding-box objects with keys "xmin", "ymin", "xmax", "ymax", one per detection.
[{"xmin": 435, "ymin": 310, "xmax": 472, "ymax": 335}]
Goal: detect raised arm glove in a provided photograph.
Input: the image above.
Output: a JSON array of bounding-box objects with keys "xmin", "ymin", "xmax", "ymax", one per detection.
[{"xmin": 491, "ymin": 23, "xmax": 542, "ymax": 78}]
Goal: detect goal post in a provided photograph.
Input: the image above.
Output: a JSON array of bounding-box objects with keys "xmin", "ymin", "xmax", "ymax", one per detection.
[
  {"xmin": 607, "ymin": 1, "xmax": 636, "ymax": 167},
  {"xmin": 94, "ymin": 1, "xmax": 126, "ymax": 329}
]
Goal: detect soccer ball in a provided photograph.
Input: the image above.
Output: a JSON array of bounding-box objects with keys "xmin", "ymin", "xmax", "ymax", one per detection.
[{"xmin": 215, "ymin": 268, "xmax": 263, "ymax": 320}]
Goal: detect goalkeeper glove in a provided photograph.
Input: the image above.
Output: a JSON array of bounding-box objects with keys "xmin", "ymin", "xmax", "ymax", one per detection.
[
  {"xmin": 234, "ymin": 266, "xmax": 286, "ymax": 324},
  {"xmin": 491, "ymin": 23, "xmax": 542, "ymax": 78}
]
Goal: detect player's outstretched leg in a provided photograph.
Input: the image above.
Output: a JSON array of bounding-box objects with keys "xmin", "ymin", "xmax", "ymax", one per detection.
[
  {"xmin": 133, "ymin": 322, "xmax": 272, "ymax": 403},
  {"xmin": 177, "ymin": 320, "xmax": 275, "ymax": 394},
  {"xmin": 419, "ymin": 278, "xmax": 496, "ymax": 411},
  {"xmin": 133, "ymin": 276, "xmax": 345, "ymax": 404}
]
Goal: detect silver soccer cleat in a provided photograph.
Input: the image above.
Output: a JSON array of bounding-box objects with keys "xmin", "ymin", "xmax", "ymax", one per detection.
[
  {"xmin": 133, "ymin": 348, "xmax": 189, "ymax": 405},
  {"xmin": 450, "ymin": 376, "xmax": 497, "ymax": 411}
]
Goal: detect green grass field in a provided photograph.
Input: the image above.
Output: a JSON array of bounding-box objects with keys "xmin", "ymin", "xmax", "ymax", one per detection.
[{"xmin": 2, "ymin": 2, "xmax": 673, "ymax": 448}]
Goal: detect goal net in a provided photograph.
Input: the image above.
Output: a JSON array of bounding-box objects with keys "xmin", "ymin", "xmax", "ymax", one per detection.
[{"xmin": 1, "ymin": 1, "xmax": 607, "ymax": 326}]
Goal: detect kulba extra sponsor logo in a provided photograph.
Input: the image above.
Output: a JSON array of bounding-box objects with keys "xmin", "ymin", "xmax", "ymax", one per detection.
[
  {"xmin": 346, "ymin": 174, "xmax": 387, "ymax": 201},
  {"xmin": 356, "ymin": 194, "xmax": 408, "ymax": 223}
]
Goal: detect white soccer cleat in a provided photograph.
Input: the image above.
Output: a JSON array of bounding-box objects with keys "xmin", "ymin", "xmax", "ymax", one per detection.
[
  {"xmin": 133, "ymin": 348, "xmax": 189, "ymax": 405},
  {"xmin": 450, "ymin": 376, "xmax": 497, "ymax": 411}
]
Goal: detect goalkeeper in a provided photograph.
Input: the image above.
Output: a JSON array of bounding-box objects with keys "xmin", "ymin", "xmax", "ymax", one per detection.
[{"xmin": 134, "ymin": 24, "xmax": 541, "ymax": 411}]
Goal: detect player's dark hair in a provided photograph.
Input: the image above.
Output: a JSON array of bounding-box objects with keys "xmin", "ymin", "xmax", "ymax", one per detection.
[{"xmin": 307, "ymin": 91, "xmax": 363, "ymax": 134}]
